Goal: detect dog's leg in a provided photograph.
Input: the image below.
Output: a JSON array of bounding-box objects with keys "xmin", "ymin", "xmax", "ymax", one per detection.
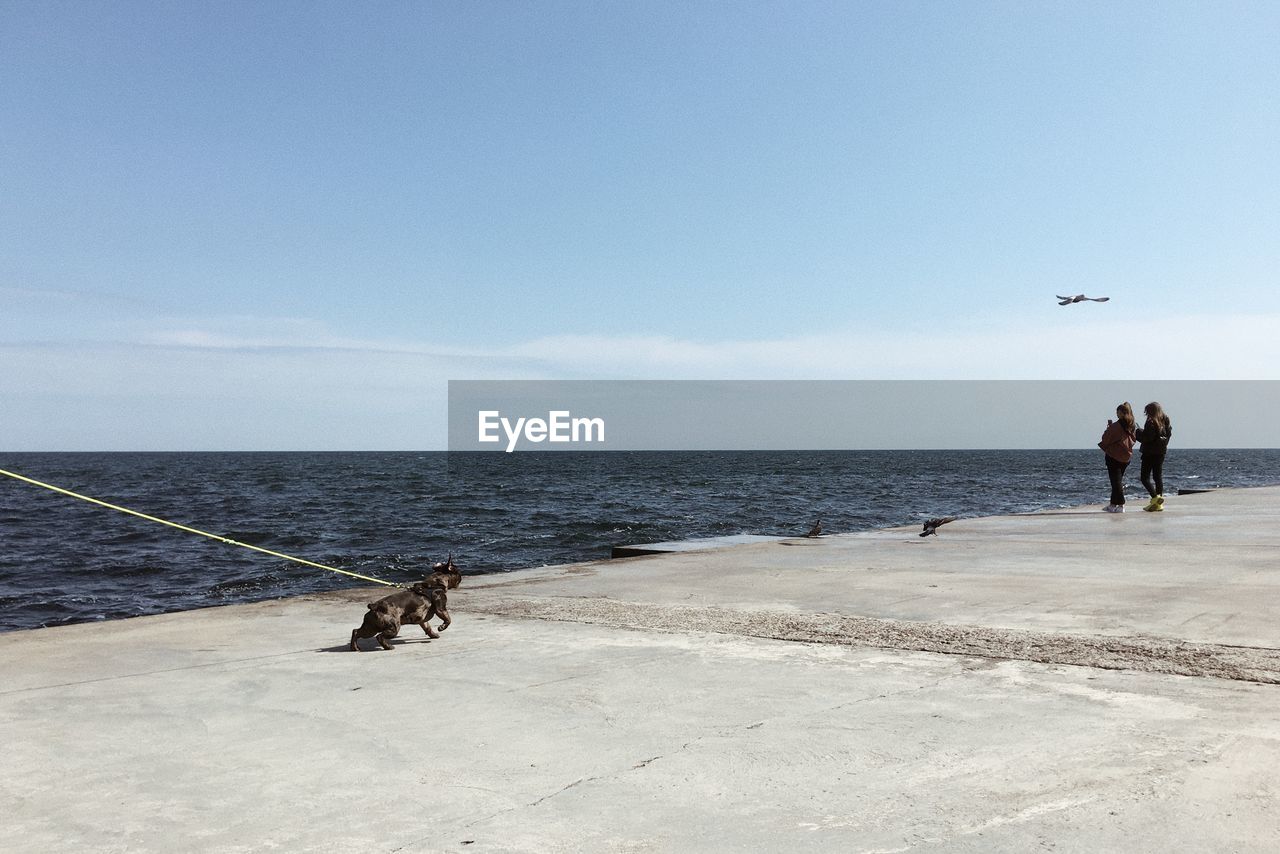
[
  {"xmin": 352, "ymin": 611, "xmax": 386, "ymax": 652},
  {"xmin": 417, "ymin": 601, "xmax": 442, "ymax": 638},
  {"xmin": 377, "ymin": 620, "xmax": 401, "ymax": 651},
  {"xmin": 428, "ymin": 591, "xmax": 451, "ymax": 632}
]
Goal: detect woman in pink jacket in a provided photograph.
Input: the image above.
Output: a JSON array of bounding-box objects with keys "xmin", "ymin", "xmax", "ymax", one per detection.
[{"xmin": 1098, "ymin": 402, "xmax": 1137, "ymax": 512}]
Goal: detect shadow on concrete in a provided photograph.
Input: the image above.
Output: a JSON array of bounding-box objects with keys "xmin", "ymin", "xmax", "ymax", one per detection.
[{"xmin": 319, "ymin": 636, "xmax": 438, "ymax": 653}]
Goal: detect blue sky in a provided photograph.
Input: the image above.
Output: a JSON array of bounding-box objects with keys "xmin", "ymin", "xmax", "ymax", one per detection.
[{"xmin": 2, "ymin": 1, "xmax": 1278, "ymax": 449}]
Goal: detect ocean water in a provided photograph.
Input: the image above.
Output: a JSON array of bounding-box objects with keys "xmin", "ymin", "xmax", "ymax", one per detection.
[{"xmin": 1, "ymin": 449, "xmax": 1277, "ymax": 632}]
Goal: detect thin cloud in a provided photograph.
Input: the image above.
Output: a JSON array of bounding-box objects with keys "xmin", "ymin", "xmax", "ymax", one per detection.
[
  {"xmin": 80, "ymin": 309, "xmax": 1280, "ymax": 380},
  {"xmin": 0, "ymin": 284, "xmax": 168, "ymax": 310},
  {"xmin": 4, "ymin": 311, "xmax": 1277, "ymax": 449},
  {"xmin": 507, "ymin": 314, "xmax": 1280, "ymax": 380},
  {"xmin": 13, "ymin": 309, "xmax": 1280, "ymax": 380}
]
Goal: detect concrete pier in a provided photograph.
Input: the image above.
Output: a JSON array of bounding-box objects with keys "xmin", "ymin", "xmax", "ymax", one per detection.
[
  {"xmin": 3, "ymin": 487, "xmax": 1279, "ymax": 852},
  {"xmin": 610, "ymin": 533, "xmax": 790, "ymax": 558}
]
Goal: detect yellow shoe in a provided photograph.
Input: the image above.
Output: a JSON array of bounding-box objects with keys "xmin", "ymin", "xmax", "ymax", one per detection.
[{"xmin": 1152, "ymin": 495, "xmax": 1165, "ymax": 512}]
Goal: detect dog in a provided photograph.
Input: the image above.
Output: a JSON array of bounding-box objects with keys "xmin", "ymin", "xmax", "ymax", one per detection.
[{"xmin": 348, "ymin": 556, "xmax": 462, "ymax": 651}]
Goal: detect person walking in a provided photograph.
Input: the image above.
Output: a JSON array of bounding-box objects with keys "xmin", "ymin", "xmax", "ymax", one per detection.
[
  {"xmin": 1135, "ymin": 401, "xmax": 1173, "ymax": 511},
  {"xmin": 1098, "ymin": 402, "xmax": 1137, "ymax": 512}
]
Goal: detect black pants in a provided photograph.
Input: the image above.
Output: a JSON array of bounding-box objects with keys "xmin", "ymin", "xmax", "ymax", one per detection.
[
  {"xmin": 1140, "ymin": 453, "xmax": 1165, "ymax": 498},
  {"xmin": 1105, "ymin": 455, "xmax": 1129, "ymax": 506}
]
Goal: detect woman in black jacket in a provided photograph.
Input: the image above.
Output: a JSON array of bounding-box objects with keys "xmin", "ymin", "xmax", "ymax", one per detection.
[{"xmin": 1136, "ymin": 401, "xmax": 1173, "ymax": 511}]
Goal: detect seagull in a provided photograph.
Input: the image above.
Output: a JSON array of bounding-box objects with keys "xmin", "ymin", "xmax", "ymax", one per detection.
[
  {"xmin": 804, "ymin": 518, "xmax": 822, "ymax": 538},
  {"xmin": 1057, "ymin": 294, "xmax": 1110, "ymax": 305},
  {"xmin": 920, "ymin": 517, "xmax": 956, "ymax": 537}
]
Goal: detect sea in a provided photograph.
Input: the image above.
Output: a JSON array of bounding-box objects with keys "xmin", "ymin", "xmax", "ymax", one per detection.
[{"xmin": 1, "ymin": 449, "xmax": 1277, "ymax": 633}]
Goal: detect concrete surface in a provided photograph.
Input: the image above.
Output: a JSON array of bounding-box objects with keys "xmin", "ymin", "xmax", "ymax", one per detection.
[
  {"xmin": 2, "ymin": 487, "xmax": 1279, "ymax": 852},
  {"xmin": 611, "ymin": 533, "xmax": 792, "ymax": 558}
]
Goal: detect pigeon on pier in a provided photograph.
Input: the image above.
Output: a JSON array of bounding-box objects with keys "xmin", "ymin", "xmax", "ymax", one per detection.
[
  {"xmin": 920, "ymin": 517, "xmax": 956, "ymax": 537},
  {"xmin": 804, "ymin": 518, "xmax": 822, "ymax": 538},
  {"xmin": 1057, "ymin": 294, "xmax": 1110, "ymax": 305}
]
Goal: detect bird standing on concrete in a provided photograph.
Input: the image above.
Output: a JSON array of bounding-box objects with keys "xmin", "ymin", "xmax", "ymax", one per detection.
[
  {"xmin": 920, "ymin": 517, "xmax": 956, "ymax": 537},
  {"xmin": 804, "ymin": 518, "xmax": 822, "ymax": 538},
  {"xmin": 1057, "ymin": 294, "xmax": 1110, "ymax": 305}
]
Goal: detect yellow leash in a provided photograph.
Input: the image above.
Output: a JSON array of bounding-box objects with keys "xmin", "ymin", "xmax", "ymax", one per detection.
[{"xmin": 0, "ymin": 467, "xmax": 399, "ymax": 588}]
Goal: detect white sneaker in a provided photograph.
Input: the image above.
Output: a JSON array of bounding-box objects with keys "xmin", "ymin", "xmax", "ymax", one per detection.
[
  {"xmin": 1103, "ymin": 504, "xmax": 1118, "ymax": 512},
  {"xmin": 1116, "ymin": 505, "xmax": 1125, "ymax": 512}
]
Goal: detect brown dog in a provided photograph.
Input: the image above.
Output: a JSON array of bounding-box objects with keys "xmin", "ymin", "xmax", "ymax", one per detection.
[{"xmin": 348, "ymin": 556, "xmax": 462, "ymax": 651}]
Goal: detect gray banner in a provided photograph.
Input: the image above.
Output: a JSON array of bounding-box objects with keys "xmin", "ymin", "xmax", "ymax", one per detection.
[{"xmin": 447, "ymin": 380, "xmax": 1280, "ymax": 451}]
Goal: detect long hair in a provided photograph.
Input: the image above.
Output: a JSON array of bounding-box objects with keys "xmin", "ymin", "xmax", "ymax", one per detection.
[
  {"xmin": 1116, "ymin": 402, "xmax": 1136, "ymax": 434},
  {"xmin": 1144, "ymin": 401, "xmax": 1170, "ymax": 435}
]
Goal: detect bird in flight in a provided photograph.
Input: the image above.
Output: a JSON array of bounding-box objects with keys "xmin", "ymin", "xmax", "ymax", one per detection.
[{"xmin": 1057, "ymin": 294, "xmax": 1110, "ymax": 305}]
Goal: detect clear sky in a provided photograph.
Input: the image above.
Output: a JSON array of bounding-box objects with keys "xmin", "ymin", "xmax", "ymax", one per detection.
[{"xmin": 2, "ymin": 1, "xmax": 1278, "ymax": 450}]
